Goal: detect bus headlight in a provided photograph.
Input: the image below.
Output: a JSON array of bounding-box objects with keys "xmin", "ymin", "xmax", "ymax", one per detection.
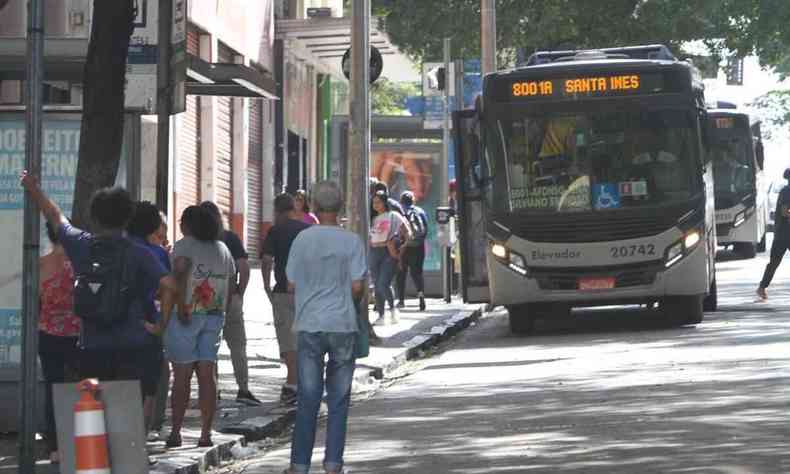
[
  {"xmin": 491, "ymin": 243, "xmax": 508, "ymax": 260},
  {"xmin": 732, "ymin": 210, "xmax": 746, "ymax": 228},
  {"xmin": 508, "ymin": 252, "xmax": 528, "ymax": 276},
  {"xmin": 684, "ymin": 230, "xmax": 701, "ymax": 249},
  {"xmin": 666, "ymin": 242, "xmax": 683, "ymax": 267},
  {"xmin": 491, "ymin": 242, "xmax": 529, "ymax": 276},
  {"xmin": 665, "ymin": 229, "xmax": 702, "ymax": 268}
]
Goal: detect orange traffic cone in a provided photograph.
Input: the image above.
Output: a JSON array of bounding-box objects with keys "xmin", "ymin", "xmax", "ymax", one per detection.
[{"xmin": 74, "ymin": 379, "xmax": 111, "ymax": 474}]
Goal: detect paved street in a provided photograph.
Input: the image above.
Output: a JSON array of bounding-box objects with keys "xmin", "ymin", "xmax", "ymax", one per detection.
[{"xmin": 240, "ymin": 237, "xmax": 790, "ymax": 473}]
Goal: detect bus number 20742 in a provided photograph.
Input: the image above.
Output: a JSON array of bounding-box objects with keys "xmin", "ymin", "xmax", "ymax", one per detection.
[{"xmin": 610, "ymin": 244, "xmax": 656, "ymax": 258}]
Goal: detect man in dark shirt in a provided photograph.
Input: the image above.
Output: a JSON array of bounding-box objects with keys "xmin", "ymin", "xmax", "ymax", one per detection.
[
  {"xmin": 261, "ymin": 193, "xmax": 311, "ymax": 405},
  {"xmin": 126, "ymin": 202, "xmax": 173, "ymax": 433},
  {"xmin": 200, "ymin": 201, "xmax": 259, "ymax": 405},
  {"xmin": 757, "ymin": 168, "xmax": 790, "ymax": 300},
  {"xmin": 20, "ymin": 172, "xmax": 177, "ymax": 387}
]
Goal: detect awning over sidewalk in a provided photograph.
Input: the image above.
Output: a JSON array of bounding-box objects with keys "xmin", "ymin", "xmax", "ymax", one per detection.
[
  {"xmin": 0, "ymin": 38, "xmax": 278, "ymax": 99},
  {"xmin": 186, "ymin": 54, "xmax": 278, "ymax": 99},
  {"xmin": 276, "ymin": 16, "xmax": 410, "ymax": 80}
]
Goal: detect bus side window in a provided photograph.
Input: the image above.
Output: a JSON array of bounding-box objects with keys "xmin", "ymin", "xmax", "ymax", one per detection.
[
  {"xmin": 479, "ymin": 144, "xmax": 494, "ymax": 205},
  {"xmin": 755, "ymin": 140, "xmax": 765, "ymax": 170},
  {"xmin": 699, "ymin": 111, "xmax": 712, "ymax": 165}
]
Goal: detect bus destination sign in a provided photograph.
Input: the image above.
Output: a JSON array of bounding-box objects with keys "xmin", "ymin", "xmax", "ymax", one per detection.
[
  {"xmin": 714, "ymin": 117, "xmax": 735, "ymax": 129},
  {"xmin": 506, "ymin": 73, "xmax": 666, "ymax": 100}
]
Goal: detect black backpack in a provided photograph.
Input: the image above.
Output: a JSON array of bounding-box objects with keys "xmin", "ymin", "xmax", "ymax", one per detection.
[
  {"xmin": 73, "ymin": 238, "xmax": 133, "ymax": 328},
  {"xmin": 406, "ymin": 207, "xmax": 428, "ymax": 241}
]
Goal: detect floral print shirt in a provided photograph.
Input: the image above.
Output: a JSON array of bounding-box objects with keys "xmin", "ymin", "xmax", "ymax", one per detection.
[{"xmin": 39, "ymin": 261, "xmax": 80, "ymax": 337}]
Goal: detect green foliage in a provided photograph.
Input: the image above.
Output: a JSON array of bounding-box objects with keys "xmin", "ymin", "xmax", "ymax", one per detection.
[
  {"xmin": 374, "ymin": 0, "xmax": 729, "ymax": 65},
  {"xmin": 750, "ymin": 90, "xmax": 790, "ymax": 138},
  {"xmin": 373, "ymin": 0, "xmax": 790, "ymax": 129},
  {"xmin": 371, "ymin": 78, "xmax": 420, "ymax": 115},
  {"xmin": 373, "ymin": 0, "xmax": 790, "ymax": 74},
  {"xmin": 707, "ymin": 0, "xmax": 790, "ymax": 77},
  {"xmin": 370, "ymin": 0, "xmax": 790, "ymax": 127}
]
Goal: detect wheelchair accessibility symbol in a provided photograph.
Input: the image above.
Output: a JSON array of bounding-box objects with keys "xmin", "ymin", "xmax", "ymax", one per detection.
[{"xmin": 592, "ymin": 183, "xmax": 621, "ymax": 210}]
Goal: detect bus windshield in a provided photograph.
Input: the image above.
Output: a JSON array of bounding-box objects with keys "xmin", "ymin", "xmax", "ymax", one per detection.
[
  {"xmin": 711, "ymin": 134, "xmax": 755, "ymax": 198},
  {"xmin": 488, "ymin": 108, "xmax": 700, "ymax": 214}
]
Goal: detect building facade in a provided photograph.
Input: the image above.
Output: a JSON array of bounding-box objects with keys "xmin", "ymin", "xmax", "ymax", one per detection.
[{"xmin": 0, "ymin": 0, "xmax": 280, "ymax": 429}]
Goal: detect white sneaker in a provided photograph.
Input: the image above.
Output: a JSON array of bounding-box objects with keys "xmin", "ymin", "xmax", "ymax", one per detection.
[
  {"xmin": 388, "ymin": 307, "xmax": 400, "ymax": 324},
  {"xmin": 373, "ymin": 314, "xmax": 388, "ymax": 326}
]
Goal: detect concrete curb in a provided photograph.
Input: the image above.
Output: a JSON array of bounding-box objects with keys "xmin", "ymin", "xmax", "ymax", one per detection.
[
  {"xmin": 150, "ymin": 432, "xmax": 244, "ymax": 474},
  {"xmin": 153, "ymin": 305, "xmax": 483, "ymax": 472},
  {"xmin": 370, "ymin": 308, "xmax": 483, "ymax": 382}
]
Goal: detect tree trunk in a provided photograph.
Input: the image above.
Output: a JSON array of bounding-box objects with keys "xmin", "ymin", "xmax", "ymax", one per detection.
[{"xmin": 72, "ymin": 0, "xmax": 135, "ymax": 228}]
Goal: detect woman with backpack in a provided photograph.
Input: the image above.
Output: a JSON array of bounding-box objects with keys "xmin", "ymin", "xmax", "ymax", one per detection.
[
  {"xmin": 397, "ymin": 191, "xmax": 429, "ymax": 311},
  {"xmin": 156, "ymin": 205, "xmax": 236, "ymax": 448}
]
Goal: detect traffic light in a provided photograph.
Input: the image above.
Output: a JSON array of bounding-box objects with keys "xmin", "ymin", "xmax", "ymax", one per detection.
[{"xmin": 427, "ymin": 66, "xmax": 446, "ymax": 91}]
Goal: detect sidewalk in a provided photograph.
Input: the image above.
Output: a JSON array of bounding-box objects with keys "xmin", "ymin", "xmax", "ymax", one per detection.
[
  {"xmin": 0, "ymin": 272, "xmax": 481, "ymax": 473},
  {"xmin": 149, "ymin": 271, "xmax": 483, "ymax": 473}
]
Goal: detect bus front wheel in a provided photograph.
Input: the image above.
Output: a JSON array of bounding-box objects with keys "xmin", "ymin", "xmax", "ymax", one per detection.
[
  {"xmin": 735, "ymin": 242, "xmax": 757, "ymax": 259},
  {"xmin": 703, "ymin": 278, "xmax": 717, "ymax": 312},
  {"xmin": 663, "ymin": 295, "xmax": 704, "ymax": 326},
  {"xmin": 507, "ymin": 304, "xmax": 536, "ymax": 335}
]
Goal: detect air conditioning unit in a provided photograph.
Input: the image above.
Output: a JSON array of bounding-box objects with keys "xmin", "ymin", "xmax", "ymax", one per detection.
[
  {"xmin": 48, "ymin": 0, "xmax": 92, "ymax": 38},
  {"xmin": 0, "ymin": 0, "xmax": 92, "ymax": 38}
]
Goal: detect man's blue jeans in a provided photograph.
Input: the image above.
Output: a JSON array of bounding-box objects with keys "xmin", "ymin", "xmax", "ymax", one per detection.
[{"xmin": 290, "ymin": 331, "xmax": 356, "ymax": 473}]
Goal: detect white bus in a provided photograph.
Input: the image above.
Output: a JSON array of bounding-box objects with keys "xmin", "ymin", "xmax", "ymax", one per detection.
[
  {"xmin": 454, "ymin": 45, "xmax": 717, "ymax": 334},
  {"xmin": 708, "ymin": 108, "xmax": 768, "ymax": 258}
]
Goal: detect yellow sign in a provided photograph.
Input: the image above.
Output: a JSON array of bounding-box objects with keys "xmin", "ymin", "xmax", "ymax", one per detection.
[
  {"xmin": 714, "ymin": 117, "xmax": 735, "ymax": 129},
  {"xmin": 510, "ymin": 74, "xmax": 645, "ymax": 98},
  {"xmin": 512, "ymin": 80, "xmax": 554, "ymax": 97},
  {"xmin": 565, "ymin": 75, "xmax": 640, "ymax": 94}
]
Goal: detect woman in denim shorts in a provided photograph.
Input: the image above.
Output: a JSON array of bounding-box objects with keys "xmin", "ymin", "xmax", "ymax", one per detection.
[{"xmin": 159, "ymin": 205, "xmax": 236, "ymax": 448}]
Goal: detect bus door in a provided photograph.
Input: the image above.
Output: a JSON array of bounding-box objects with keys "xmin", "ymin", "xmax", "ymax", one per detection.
[
  {"xmin": 751, "ymin": 121, "xmax": 768, "ymax": 241},
  {"xmin": 453, "ymin": 109, "xmax": 490, "ymax": 303}
]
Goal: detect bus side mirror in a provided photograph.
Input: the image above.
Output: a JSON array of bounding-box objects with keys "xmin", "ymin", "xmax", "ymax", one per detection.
[{"xmin": 755, "ymin": 141, "xmax": 765, "ymax": 170}]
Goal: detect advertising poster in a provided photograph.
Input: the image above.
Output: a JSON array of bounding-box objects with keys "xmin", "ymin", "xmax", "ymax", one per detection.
[
  {"xmin": 0, "ymin": 117, "xmax": 81, "ymax": 368},
  {"xmin": 0, "ymin": 115, "xmax": 130, "ymax": 369},
  {"xmin": 371, "ymin": 147, "xmax": 441, "ymax": 272}
]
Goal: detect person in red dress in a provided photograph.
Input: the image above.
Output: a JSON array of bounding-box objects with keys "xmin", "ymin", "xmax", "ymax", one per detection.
[{"xmin": 38, "ymin": 222, "xmax": 82, "ymax": 464}]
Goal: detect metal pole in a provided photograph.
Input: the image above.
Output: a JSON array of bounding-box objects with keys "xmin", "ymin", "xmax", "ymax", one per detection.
[
  {"xmin": 451, "ymin": 58, "xmax": 465, "ymax": 296},
  {"xmin": 20, "ymin": 0, "xmax": 44, "ymax": 470},
  {"xmin": 481, "ymin": 0, "xmax": 496, "ymax": 75},
  {"xmin": 454, "ymin": 59, "xmax": 465, "ymax": 111},
  {"xmin": 348, "ymin": 0, "xmax": 371, "ymax": 324},
  {"xmin": 156, "ymin": 0, "xmax": 174, "ymax": 210},
  {"xmin": 442, "ymin": 38, "xmax": 451, "ymax": 303}
]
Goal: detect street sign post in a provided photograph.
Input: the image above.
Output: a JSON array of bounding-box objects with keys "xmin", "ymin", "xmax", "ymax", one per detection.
[
  {"xmin": 126, "ymin": 0, "xmax": 159, "ymax": 112},
  {"xmin": 422, "ymin": 61, "xmax": 455, "ymax": 130},
  {"xmin": 20, "ymin": 0, "xmax": 43, "ymax": 470},
  {"xmin": 170, "ymin": 0, "xmax": 187, "ymax": 113}
]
